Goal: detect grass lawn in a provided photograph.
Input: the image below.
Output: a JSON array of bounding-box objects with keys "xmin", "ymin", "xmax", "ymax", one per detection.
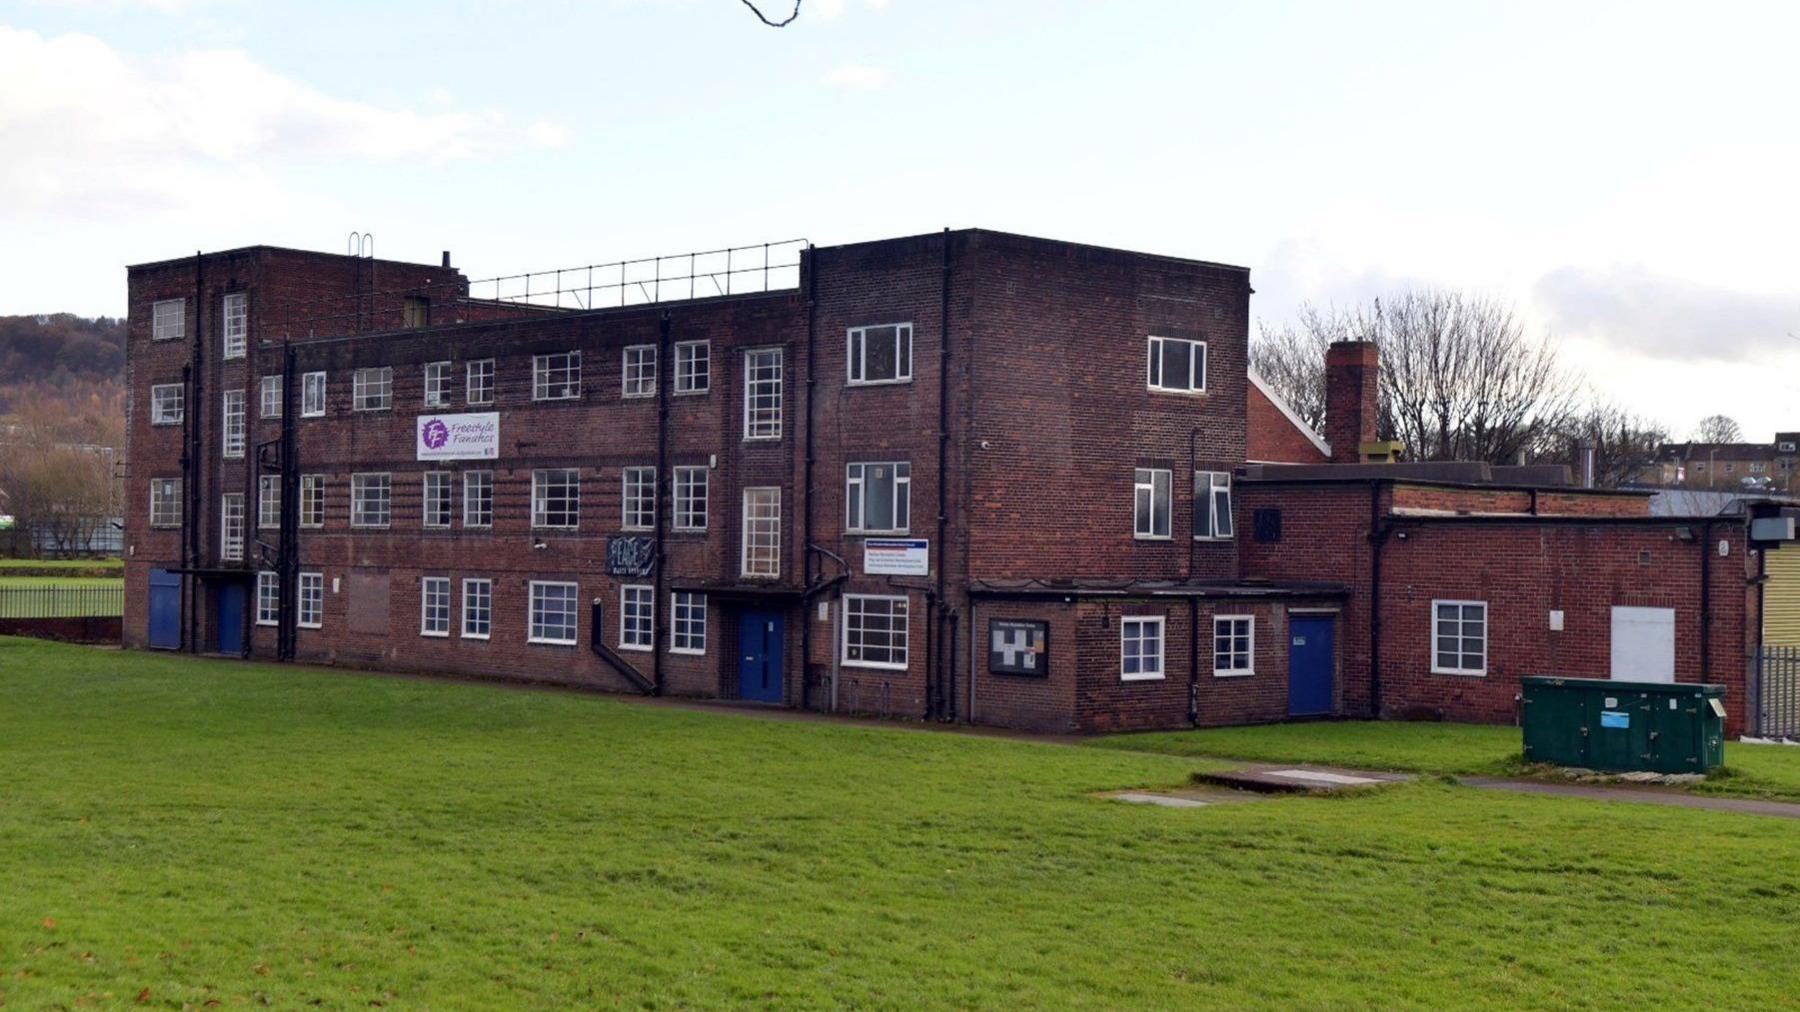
[
  {"xmin": 1092, "ymin": 720, "xmax": 1800, "ymax": 803},
  {"xmin": 4, "ymin": 639, "xmax": 1799, "ymax": 1008},
  {"xmin": 0, "ymin": 558, "xmax": 123, "ymax": 571}
]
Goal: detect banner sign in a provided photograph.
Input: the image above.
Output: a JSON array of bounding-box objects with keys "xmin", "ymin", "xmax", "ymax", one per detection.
[
  {"xmin": 863, "ymin": 538, "xmax": 929, "ymax": 576},
  {"xmin": 417, "ymin": 412, "xmax": 500, "ymax": 461},
  {"xmin": 608, "ymin": 536, "xmax": 656, "ymax": 577}
]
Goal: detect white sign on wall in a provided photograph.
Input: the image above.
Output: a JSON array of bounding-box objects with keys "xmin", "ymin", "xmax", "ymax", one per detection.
[
  {"xmin": 416, "ymin": 412, "xmax": 500, "ymax": 461},
  {"xmin": 864, "ymin": 538, "xmax": 929, "ymax": 576}
]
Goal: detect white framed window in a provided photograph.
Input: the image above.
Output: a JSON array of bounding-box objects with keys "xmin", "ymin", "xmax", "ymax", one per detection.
[
  {"xmin": 260, "ymin": 375, "xmax": 282, "ymax": 419},
  {"xmin": 424, "ymin": 361, "xmax": 451, "ymax": 407},
  {"xmin": 222, "ymin": 389, "xmax": 246, "ymax": 459},
  {"xmin": 846, "ymin": 462, "xmax": 910, "ymax": 534},
  {"xmin": 1195, "ymin": 471, "xmax": 1233, "ymax": 540},
  {"xmin": 222, "ymin": 293, "xmax": 247, "ymax": 359},
  {"xmin": 350, "ymin": 473, "xmax": 392, "ymax": 528},
  {"xmin": 531, "ymin": 468, "xmax": 580, "ymax": 529},
  {"xmin": 467, "ymin": 359, "xmax": 495, "ymax": 405},
  {"xmin": 1432, "ymin": 600, "xmax": 1488, "ymax": 676},
  {"xmin": 256, "ymin": 571, "xmax": 279, "ymax": 626},
  {"xmin": 620, "ymin": 584, "xmax": 654, "ymax": 651},
  {"xmin": 533, "ymin": 351, "xmax": 581, "ymax": 401},
  {"xmin": 623, "ymin": 345, "xmax": 657, "ymax": 398},
  {"xmin": 422, "ymin": 472, "xmax": 452, "ymax": 528},
  {"xmin": 743, "ymin": 347, "xmax": 783, "ymax": 440},
  {"xmin": 152, "ymin": 298, "xmax": 185, "ymax": 341},
  {"xmin": 150, "ymin": 383, "xmax": 184, "ymax": 425},
  {"xmin": 1213, "ymin": 615, "xmax": 1254, "ymax": 677},
  {"xmin": 671, "ymin": 591, "xmax": 706, "ymax": 654},
  {"xmin": 528, "ymin": 581, "xmax": 579, "ymax": 645},
  {"xmin": 1121, "ymin": 616, "xmax": 1165, "ymax": 680},
  {"xmin": 298, "ymin": 572, "xmax": 323, "ymax": 629},
  {"xmin": 741, "ymin": 486, "xmax": 781, "ymax": 578},
  {"xmin": 463, "ymin": 471, "xmax": 493, "ymax": 528},
  {"xmin": 1147, "ymin": 335, "xmax": 1206, "ymax": 394},
  {"xmin": 843, "ymin": 594, "xmax": 909, "ymax": 669},
  {"xmin": 674, "ymin": 340, "xmax": 710, "ymax": 394},
  {"xmin": 461, "ymin": 578, "xmax": 492, "ymax": 639},
  {"xmin": 673, "ymin": 466, "xmax": 708, "ymax": 531},
  {"xmin": 258, "ymin": 475, "xmax": 280, "ymax": 530},
  {"xmin": 300, "ymin": 475, "xmax": 324, "ymax": 528},
  {"xmin": 149, "ymin": 478, "xmax": 183, "ymax": 528},
  {"xmin": 420, "ymin": 576, "xmax": 451, "ymax": 637},
  {"xmin": 301, "ymin": 372, "xmax": 327, "ymax": 417},
  {"xmin": 220, "ymin": 493, "xmax": 245, "ymax": 562},
  {"xmin": 621, "ymin": 466, "xmax": 656, "ymax": 531},
  {"xmin": 847, "ymin": 323, "xmax": 912, "ymax": 386},
  {"xmin": 1134, "ymin": 468, "xmax": 1171, "ymax": 539},
  {"xmin": 353, "ymin": 367, "xmax": 393, "ymax": 411}
]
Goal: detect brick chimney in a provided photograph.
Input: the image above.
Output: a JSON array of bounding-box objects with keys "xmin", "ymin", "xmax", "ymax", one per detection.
[{"xmin": 1325, "ymin": 340, "xmax": 1379, "ymax": 464}]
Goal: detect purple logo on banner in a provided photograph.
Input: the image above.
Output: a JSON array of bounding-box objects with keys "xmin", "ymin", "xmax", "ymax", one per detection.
[{"xmin": 422, "ymin": 418, "xmax": 450, "ymax": 449}]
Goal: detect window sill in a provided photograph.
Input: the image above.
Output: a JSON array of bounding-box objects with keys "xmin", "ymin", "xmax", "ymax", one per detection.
[
  {"xmin": 460, "ymin": 633, "xmax": 491, "ymax": 641},
  {"xmin": 671, "ymin": 647, "xmax": 706, "ymax": 656},
  {"xmin": 1120, "ymin": 672, "xmax": 1166, "ymax": 682},
  {"xmin": 255, "ymin": 620, "xmax": 277, "ymax": 628},
  {"xmin": 298, "ymin": 622, "xmax": 321, "ymax": 630},
  {"xmin": 1430, "ymin": 668, "xmax": 1487, "ymax": 678},
  {"xmin": 621, "ymin": 526, "xmax": 655, "ymax": 534},
  {"xmin": 672, "ymin": 388, "xmax": 710, "ymax": 397},
  {"xmin": 528, "ymin": 638, "xmax": 578, "ymax": 647},
  {"xmin": 846, "ymin": 378, "xmax": 914, "ymax": 389},
  {"xmin": 466, "ymin": 401, "xmax": 495, "ymax": 408},
  {"xmin": 1193, "ymin": 535, "xmax": 1235, "ymax": 542},
  {"xmin": 743, "ymin": 435, "xmax": 783, "ymax": 443},
  {"xmin": 1134, "ymin": 535, "xmax": 1173, "ymax": 542},
  {"xmin": 151, "ymin": 420, "xmax": 183, "ymax": 427},
  {"xmin": 848, "ymin": 530, "xmax": 911, "ymax": 538},
  {"xmin": 843, "ymin": 660, "xmax": 909, "ymax": 672},
  {"xmin": 421, "ymin": 631, "xmax": 450, "ymax": 639},
  {"xmin": 671, "ymin": 526, "xmax": 708, "ymax": 534},
  {"xmin": 619, "ymin": 643, "xmax": 653, "ymax": 653},
  {"xmin": 622, "ymin": 391, "xmax": 656, "ymax": 400},
  {"xmin": 1213, "ymin": 670, "xmax": 1255, "ymax": 679}
]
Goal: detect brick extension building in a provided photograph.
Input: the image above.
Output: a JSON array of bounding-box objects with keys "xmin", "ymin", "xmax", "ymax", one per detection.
[{"xmin": 122, "ymin": 230, "xmax": 1791, "ymax": 735}]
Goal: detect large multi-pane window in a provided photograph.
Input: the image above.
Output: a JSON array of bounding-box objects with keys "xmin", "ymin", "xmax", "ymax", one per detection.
[
  {"xmin": 256, "ymin": 571, "xmax": 279, "ymax": 626},
  {"xmin": 674, "ymin": 340, "xmax": 710, "ymax": 394},
  {"xmin": 622, "ymin": 466, "xmax": 656, "ymax": 531},
  {"xmin": 462, "ymin": 578, "xmax": 492, "ymax": 639},
  {"xmin": 843, "ymin": 594, "xmax": 909, "ymax": 669},
  {"xmin": 1121, "ymin": 616, "xmax": 1165, "ymax": 680},
  {"xmin": 673, "ymin": 466, "xmax": 708, "ymax": 531},
  {"xmin": 422, "ymin": 472, "xmax": 452, "ymax": 528},
  {"xmin": 1146, "ymin": 335, "xmax": 1207, "ymax": 394},
  {"xmin": 671, "ymin": 592, "xmax": 706, "ymax": 654},
  {"xmin": 463, "ymin": 471, "xmax": 493, "ymax": 528},
  {"xmin": 1134, "ymin": 468, "xmax": 1171, "ymax": 539},
  {"xmin": 846, "ymin": 462, "xmax": 910, "ymax": 534},
  {"xmin": 620, "ymin": 584, "xmax": 654, "ymax": 651},
  {"xmin": 297, "ymin": 572, "xmax": 324, "ymax": 629},
  {"xmin": 533, "ymin": 352, "xmax": 581, "ymax": 401},
  {"xmin": 1213, "ymin": 615, "xmax": 1254, "ymax": 676},
  {"xmin": 424, "ymin": 361, "xmax": 451, "ymax": 407},
  {"xmin": 152, "ymin": 298, "xmax": 185, "ymax": 341},
  {"xmin": 531, "ymin": 468, "xmax": 580, "ymax": 529},
  {"xmin": 622, "ymin": 345, "xmax": 657, "ymax": 398},
  {"xmin": 1195, "ymin": 471, "xmax": 1233, "ymax": 540},
  {"xmin": 847, "ymin": 323, "xmax": 912, "ymax": 386},
  {"xmin": 420, "ymin": 577, "xmax": 451, "ymax": 637},
  {"xmin": 350, "ymin": 473, "xmax": 392, "ymax": 528},
  {"xmin": 302, "ymin": 372, "xmax": 327, "ymax": 417},
  {"xmin": 149, "ymin": 478, "xmax": 183, "ymax": 528},
  {"xmin": 467, "ymin": 359, "xmax": 495, "ymax": 405},
  {"xmin": 300, "ymin": 475, "xmax": 324, "ymax": 528},
  {"xmin": 741, "ymin": 487, "xmax": 781, "ymax": 578},
  {"xmin": 1432, "ymin": 600, "xmax": 1488, "ymax": 676},
  {"xmin": 743, "ymin": 347, "xmax": 783, "ymax": 439},
  {"xmin": 528, "ymin": 581, "xmax": 579, "ymax": 645},
  {"xmin": 222, "ymin": 389, "xmax": 246, "ymax": 458},
  {"xmin": 220, "ymin": 493, "xmax": 245, "ymax": 562},
  {"xmin": 260, "ymin": 375, "xmax": 282, "ymax": 419},
  {"xmin": 258, "ymin": 475, "xmax": 280, "ymax": 530},
  {"xmin": 222, "ymin": 293, "xmax": 247, "ymax": 359},
  {"xmin": 150, "ymin": 383, "xmax": 184, "ymax": 425},
  {"xmin": 353, "ymin": 367, "xmax": 393, "ymax": 411}
]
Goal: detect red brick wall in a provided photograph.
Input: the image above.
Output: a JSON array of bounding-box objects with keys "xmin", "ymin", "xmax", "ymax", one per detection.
[
  {"xmin": 1247, "ymin": 381, "xmax": 1328, "ymax": 463},
  {"xmin": 1391, "ymin": 483, "xmax": 1651, "ymax": 518}
]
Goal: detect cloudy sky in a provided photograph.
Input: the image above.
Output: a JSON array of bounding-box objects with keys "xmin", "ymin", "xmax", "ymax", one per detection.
[{"xmin": 4, "ymin": 0, "xmax": 1797, "ymax": 439}]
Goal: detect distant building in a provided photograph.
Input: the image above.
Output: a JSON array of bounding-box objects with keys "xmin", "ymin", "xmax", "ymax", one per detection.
[{"xmin": 1642, "ymin": 433, "xmax": 1800, "ymax": 493}]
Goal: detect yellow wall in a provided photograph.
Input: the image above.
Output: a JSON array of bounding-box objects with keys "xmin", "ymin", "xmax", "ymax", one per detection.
[{"xmin": 1765, "ymin": 548, "xmax": 1800, "ymax": 647}]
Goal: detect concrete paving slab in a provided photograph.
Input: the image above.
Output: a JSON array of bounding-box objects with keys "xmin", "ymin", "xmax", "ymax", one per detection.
[
  {"xmin": 1193, "ymin": 763, "xmax": 1413, "ymax": 794},
  {"xmin": 1110, "ymin": 792, "xmax": 1212, "ymax": 808}
]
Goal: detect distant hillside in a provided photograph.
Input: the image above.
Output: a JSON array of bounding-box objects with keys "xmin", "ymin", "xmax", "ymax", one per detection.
[{"xmin": 0, "ymin": 314, "xmax": 125, "ymax": 418}]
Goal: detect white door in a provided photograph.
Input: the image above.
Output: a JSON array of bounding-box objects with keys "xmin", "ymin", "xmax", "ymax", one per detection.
[{"xmin": 1610, "ymin": 606, "xmax": 1675, "ymax": 683}]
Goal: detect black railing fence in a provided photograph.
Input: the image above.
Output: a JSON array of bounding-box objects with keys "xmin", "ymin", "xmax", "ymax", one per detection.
[
  {"xmin": 0, "ymin": 585, "xmax": 124, "ymax": 619},
  {"xmin": 1754, "ymin": 646, "xmax": 1800, "ymax": 739}
]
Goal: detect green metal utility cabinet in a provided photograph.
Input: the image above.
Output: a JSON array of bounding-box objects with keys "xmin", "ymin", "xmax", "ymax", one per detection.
[{"xmin": 1520, "ymin": 677, "xmax": 1726, "ymax": 774}]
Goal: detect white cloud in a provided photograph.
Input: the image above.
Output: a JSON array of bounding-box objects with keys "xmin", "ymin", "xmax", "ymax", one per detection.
[
  {"xmin": 0, "ymin": 26, "xmax": 569, "ymax": 219},
  {"xmin": 809, "ymin": 0, "xmax": 888, "ymax": 19},
  {"xmin": 1535, "ymin": 266, "xmax": 1800, "ymax": 363},
  {"xmin": 821, "ymin": 62, "xmax": 887, "ymax": 90}
]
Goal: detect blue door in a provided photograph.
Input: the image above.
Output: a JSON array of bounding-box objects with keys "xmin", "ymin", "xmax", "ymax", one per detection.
[
  {"xmin": 738, "ymin": 609, "xmax": 784, "ymax": 703},
  {"xmin": 148, "ymin": 568, "xmax": 182, "ymax": 649},
  {"xmin": 216, "ymin": 583, "xmax": 245, "ymax": 655},
  {"xmin": 1287, "ymin": 614, "xmax": 1336, "ymax": 717}
]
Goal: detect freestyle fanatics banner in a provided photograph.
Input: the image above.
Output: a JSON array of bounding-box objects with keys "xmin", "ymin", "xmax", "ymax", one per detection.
[{"xmin": 417, "ymin": 412, "xmax": 500, "ymax": 461}]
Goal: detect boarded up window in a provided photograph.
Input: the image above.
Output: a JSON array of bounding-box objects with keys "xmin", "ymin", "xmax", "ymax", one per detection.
[{"xmin": 346, "ymin": 571, "xmax": 390, "ymax": 635}]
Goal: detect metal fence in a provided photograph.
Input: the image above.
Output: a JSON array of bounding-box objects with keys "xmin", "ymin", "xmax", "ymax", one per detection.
[
  {"xmin": 1754, "ymin": 646, "xmax": 1800, "ymax": 739},
  {"xmin": 0, "ymin": 585, "xmax": 124, "ymax": 619}
]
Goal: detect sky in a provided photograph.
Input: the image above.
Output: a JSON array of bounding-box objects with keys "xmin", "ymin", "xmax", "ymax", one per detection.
[{"xmin": 3, "ymin": 0, "xmax": 1798, "ymax": 440}]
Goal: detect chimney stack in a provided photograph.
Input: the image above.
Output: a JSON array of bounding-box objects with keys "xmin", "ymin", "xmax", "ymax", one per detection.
[
  {"xmin": 1325, "ymin": 340, "xmax": 1379, "ymax": 464},
  {"xmin": 442, "ymin": 250, "xmax": 453, "ymax": 269}
]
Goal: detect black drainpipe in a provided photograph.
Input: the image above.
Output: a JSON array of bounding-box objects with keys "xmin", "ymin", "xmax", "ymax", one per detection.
[
  {"xmin": 1700, "ymin": 518, "xmax": 1714, "ymax": 683},
  {"xmin": 1188, "ymin": 595, "xmax": 1200, "ymax": 725},
  {"xmin": 652, "ymin": 311, "xmax": 671, "ymax": 695},
  {"xmin": 800, "ymin": 246, "xmax": 818, "ymax": 711},
  {"xmin": 185, "ymin": 252, "xmax": 205, "ymax": 653},
  {"xmin": 1367, "ymin": 480, "xmax": 1390, "ymax": 718},
  {"xmin": 935, "ymin": 229, "xmax": 953, "ymax": 720}
]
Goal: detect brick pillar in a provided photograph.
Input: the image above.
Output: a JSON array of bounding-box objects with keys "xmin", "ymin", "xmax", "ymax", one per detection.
[{"xmin": 1325, "ymin": 340, "xmax": 1378, "ymax": 464}]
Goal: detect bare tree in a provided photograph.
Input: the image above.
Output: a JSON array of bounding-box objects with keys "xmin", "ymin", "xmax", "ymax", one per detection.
[
  {"xmin": 1693, "ymin": 414, "xmax": 1743, "ymax": 443},
  {"xmin": 0, "ymin": 387, "xmax": 124, "ymax": 557},
  {"xmin": 1555, "ymin": 401, "xmax": 1669, "ymax": 488}
]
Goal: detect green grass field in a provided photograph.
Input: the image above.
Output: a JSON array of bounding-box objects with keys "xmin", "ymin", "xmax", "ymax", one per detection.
[
  {"xmin": 1091, "ymin": 720, "xmax": 1800, "ymax": 802},
  {"xmin": 0, "ymin": 558, "xmax": 123, "ymax": 572},
  {"xmin": 4, "ymin": 638, "xmax": 1799, "ymax": 1008}
]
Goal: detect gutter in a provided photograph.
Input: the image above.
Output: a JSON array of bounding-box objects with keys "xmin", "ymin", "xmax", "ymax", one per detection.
[
  {"xmin": 800, "ymin": 246, "xmax": 818, "ymax": 712},
  {"xmin": 589, "ymin": 631, "xmax": 656, "ymax": 695},
  {"xmin": 652, "ymin": 310, "xmax": 671, "ymax": 695},
  {"xmin": 1368, "ymin": 480, "xmax": 1393, "ymax": 719},
  {"xmin": 934, "ymin": 228, "xmax": 954, "ymax": 719}
]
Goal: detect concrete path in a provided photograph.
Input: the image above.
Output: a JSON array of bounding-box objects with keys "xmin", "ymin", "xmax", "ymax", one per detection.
[
  {"xmin": 1459, "ymin": 776, "xmax": 1800, "ymax": 820},
  {"xmin": 1194, "ymin": 763, "xmax": 1413, "ymax": 794}
]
